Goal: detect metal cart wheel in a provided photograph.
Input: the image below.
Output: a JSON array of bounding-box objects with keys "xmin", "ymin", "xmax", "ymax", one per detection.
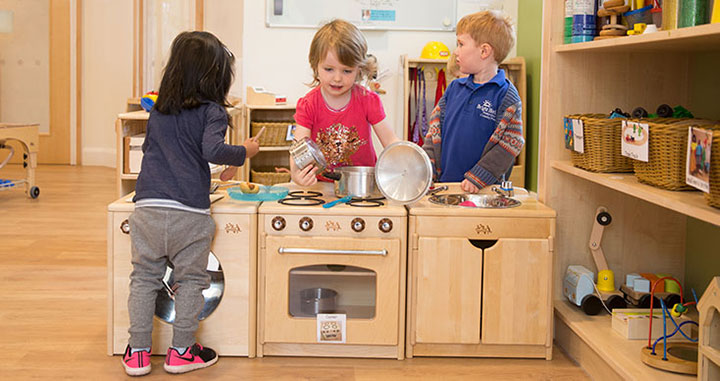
[{"xmin": 29, "ymin": 186, "xmax": 40, "ymax": 199}]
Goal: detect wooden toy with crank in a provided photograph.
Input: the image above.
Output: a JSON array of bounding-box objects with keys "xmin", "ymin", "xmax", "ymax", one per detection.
[{"xmin": 563, "ymin": 207, "xmax": 626, "ymax": 315}]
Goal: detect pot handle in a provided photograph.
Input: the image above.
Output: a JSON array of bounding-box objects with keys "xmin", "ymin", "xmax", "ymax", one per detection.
[{"xmin": 322, "ymin": 171, "xmax": 341, "ymax": 181}]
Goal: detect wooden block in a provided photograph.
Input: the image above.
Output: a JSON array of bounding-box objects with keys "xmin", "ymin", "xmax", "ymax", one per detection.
[
  {"xmin": 612, "ymin": 308, "xmax": 695, "ymax": 340},
  {"xmin": 603, "ymin": 0, "xmax": 625, "ymax": 8},
  {"xmin": 640, "ymin": 273, "xmax": 665, "ymax": 292},
  {"xmin": 602, "ymin": 23, "xmax": 628, "ymax": 31},
  {"xmin": 599, "ymin": 28, "xmax": 628, "ymax": 36}
]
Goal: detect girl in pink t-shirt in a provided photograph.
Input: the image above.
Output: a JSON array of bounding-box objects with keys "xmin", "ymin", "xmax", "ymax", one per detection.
[{"xmin": 291, "ymin": 19, "xmax": 399, "ymax": 186}]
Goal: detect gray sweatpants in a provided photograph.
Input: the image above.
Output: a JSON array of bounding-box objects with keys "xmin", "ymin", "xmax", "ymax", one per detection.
[{"xmin": 128, "ymin": 207, "xmax": 216, "ymax": 348}]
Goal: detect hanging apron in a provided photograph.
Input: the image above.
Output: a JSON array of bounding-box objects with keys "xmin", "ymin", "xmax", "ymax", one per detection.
[
  {"xmin": 412, "ymin": 67, "xmax": 428, "ymax": 145},
  {"xmin": 434, "ymin": 68, "xmax": 447, "ymax": 106}
]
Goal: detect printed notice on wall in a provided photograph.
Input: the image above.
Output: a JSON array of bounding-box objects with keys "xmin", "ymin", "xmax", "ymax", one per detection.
[
  {"xmin": 572, "ymin": 119, "xmax": 584, "ymax": 153},
  {"xmin": 621, "ymin": 120, "xmax": 649, "ymax": 162},
  {"xmin": 317, "ymin": 313, "xmax": 346, "ymax": 343},
  {"xmin": 686, "ymin": 126, "xmax": 713, "ymax": 193}
]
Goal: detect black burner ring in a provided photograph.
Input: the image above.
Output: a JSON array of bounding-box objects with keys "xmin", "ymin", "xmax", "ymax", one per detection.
[
  {"xmin": 347, "ymin": 197, "xmax": 384, "ymax": 207},
  {"xmin": 288, "ymin": 190, "xmax": 323, "ymax": 198},
  {"xmin": 278, "ymin": 197, "xmax": 325, "ymax": 206}
]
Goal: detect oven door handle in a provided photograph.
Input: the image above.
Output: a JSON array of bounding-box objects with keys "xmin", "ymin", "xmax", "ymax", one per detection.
[{"xmin": 278, "ymin": 247, "xmax": 388, "ymax": 256}]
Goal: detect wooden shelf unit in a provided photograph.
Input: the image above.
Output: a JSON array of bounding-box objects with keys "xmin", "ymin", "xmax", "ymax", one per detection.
[
  {"xmin": 555, "ymin": 301, "xmax": 693, "ymax": 381},
  {"xmin": 115, "ymin": 105, "xmax": 242, "ymax": 196},
  {"xmin": 540, "ymin": 3, "xmax": 720, "ymax": 379},
  {"xmin": 401, "ymin": 55, "xmax": 527, "ymax": 188},
  {"xmin": 241, "ymin": 104, "xmax": 296, "ymax": 184}
]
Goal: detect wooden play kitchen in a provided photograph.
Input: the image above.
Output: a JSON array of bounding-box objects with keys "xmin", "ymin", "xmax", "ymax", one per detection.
[
  {"xmin": 405, "ymin": 184, "xmax": 556, "ymax": 359},
  {"xmin": 256, "ymin": 181, "xmax": 408, "ymax": 359},
  {"xmin": 107, "ymin": 194, "xmax": 259, "ymax": 357}
]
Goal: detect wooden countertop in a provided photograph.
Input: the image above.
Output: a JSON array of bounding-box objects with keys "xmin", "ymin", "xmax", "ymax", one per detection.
[
  {"xmin": 407, "ymin": 183, "xmax": 556, "ymax": 218},
  {"xmin": 107, "ymin": 191, "xmax": 259, "ymax": 214}
]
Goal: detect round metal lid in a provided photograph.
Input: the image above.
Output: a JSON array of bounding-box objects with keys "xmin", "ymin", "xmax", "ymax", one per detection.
[{"xmin": 375, "ymin": 141, "xmax": 432, "ymax": 204}]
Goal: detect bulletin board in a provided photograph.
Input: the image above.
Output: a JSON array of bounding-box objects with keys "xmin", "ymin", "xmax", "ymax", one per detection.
[{"xmin": 266, "ymin": 0, "xmax": 458, "ymax": 31}]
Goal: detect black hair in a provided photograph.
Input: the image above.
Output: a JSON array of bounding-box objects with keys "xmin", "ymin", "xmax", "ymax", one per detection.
[{"xmin": 154, "ymin": 31, "xmax": 235, "ymax": 115}]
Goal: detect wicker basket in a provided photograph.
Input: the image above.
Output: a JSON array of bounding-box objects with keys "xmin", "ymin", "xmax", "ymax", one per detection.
[
  {"xmin": 251, "ymin": 121, "xmax": 294, "ymax": 146},
  {"xmin": 632, "ymin": 118, "xmax": 717, "ymax": 191},
  {"xmin": 566, "ymin": 114, "xmax": 634, "ymax": 173},
  {"xmin": 251, "ymin": 166, "xmax": 291, "ymax": 185},
  {"xmin": 705, "ymin": 130, "xmax": 720, "ymax": 208}
]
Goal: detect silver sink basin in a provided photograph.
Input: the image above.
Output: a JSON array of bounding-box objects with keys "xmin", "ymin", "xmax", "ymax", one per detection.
[{"xmin": 428, "ymin": 193, "xmax": 521, "ymax": 208}]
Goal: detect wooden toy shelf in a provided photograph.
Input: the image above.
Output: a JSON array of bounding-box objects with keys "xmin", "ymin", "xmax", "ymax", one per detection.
[{"xmin": 540, "ymin": 3, "xmax": 720, "ymax": 379}]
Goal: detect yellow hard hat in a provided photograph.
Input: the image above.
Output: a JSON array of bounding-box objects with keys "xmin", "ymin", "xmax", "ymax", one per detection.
[{"xmin": 420, "ymin": 41, "xmax": 450, "ymax": 59}]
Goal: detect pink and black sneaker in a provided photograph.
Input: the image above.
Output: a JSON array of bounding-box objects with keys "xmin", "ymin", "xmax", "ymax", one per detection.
[
  {"xmin": 122, "ymin": 345, "xmax": 151, "ymax": 376},
  {"xmin": 163, "ymin": 343, "xmax": 218, "ymax": 374}
]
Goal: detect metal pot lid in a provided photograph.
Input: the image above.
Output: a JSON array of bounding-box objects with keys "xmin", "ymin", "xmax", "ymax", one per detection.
[
  {"xmin": 155, "ymin": 251, "xmax": 224, "ymax": 324},
  {"xmin": 375, "ymin": 141, "xmax": 432, "ymax": 204}
]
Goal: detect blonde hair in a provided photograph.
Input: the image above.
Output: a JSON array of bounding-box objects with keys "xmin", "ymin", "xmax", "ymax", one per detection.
[
  {"xmin": 308, "ymin": 19, "xmax": 376, "ymax": 87},
  {"xmin": 445, "ymin": 51, "xmax": 464, "ymax": 80},
  {"xmin": 456, "ymin": 11, "xmax": 514, "ymax": 63}
]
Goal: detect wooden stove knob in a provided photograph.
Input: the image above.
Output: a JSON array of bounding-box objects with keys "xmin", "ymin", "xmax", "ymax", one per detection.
[
  {"xmin": 351, "ymin": 218, "xmax": 365, "ymax": 232},
  {"xmin": 299, "ymin": 217, "xmax": 314, "ymax": 232}
]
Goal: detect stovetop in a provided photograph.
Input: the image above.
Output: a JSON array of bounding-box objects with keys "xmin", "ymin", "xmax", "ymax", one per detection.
[{"xmin": 258, "ymin": 182, "xmax": 407, "ymax": 217}]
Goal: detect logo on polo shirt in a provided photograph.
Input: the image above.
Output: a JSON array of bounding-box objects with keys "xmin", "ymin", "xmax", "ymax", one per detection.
[{"xmin": 477, "ymin": 100, "xmax": 496, "ymax": 121}]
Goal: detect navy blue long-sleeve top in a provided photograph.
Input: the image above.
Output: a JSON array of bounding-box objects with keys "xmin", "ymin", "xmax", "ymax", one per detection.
[{"xmin": 133, "ymin": 102, "xmax": 246, "ymax": 209}]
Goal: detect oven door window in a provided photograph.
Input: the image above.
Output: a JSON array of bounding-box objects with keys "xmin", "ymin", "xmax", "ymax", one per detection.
[{"xmin": 288, "ymin": 265, "xmax": 376, "ymax": 319}]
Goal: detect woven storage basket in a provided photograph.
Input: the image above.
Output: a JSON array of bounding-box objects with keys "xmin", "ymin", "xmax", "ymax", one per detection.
[
  {"xmin": 251, "ymin": 166, "xmax": 291, "ymax": 185},
  {"xmin": 632, "ymin": 118, "xmax": 717, "ymax": 191},
  {"xmin": 251, "ymin": 121, "xmax": 294, "ymax": 146},
  {"xmin": 705, "ymin": 130, "xmax": 720, "ymax": 208},
  {"xmin": 566, "ymin": 113, "xmax": 633, "ymax": 172}
]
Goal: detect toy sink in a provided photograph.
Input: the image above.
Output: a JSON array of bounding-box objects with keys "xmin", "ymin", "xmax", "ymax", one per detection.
[{"xmin": 428, "ymin": 193, "xmax": 521, "ymax": 208}]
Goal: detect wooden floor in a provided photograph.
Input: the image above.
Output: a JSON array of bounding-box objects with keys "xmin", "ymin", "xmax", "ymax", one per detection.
[{"xmin": 0, "ymin": 165, "xmax": 590, "ymax": 380}]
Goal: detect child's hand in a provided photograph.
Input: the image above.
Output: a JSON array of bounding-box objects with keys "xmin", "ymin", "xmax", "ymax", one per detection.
[
  {"xmin": 219, "ymin": 166, "xmax": 237, "ymax": 181},
  {"xmin": 461, "ymin": 179, "xmax": 480, "ymax": 194},
  {"xmin": 243, "ymin": 138, "xmax": 260, "ymax": 159},
  {"xmin": 292, "ymin": 164, "xmax": 318, "ymax": 186}
]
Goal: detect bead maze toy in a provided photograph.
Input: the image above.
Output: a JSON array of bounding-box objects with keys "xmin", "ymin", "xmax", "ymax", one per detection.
[
  {"xmin": 0, "ymin": 123, "xmax": 40, "ymax": 198},
  {"xmin": 640, "ymin": 276, "xmax": 699, "ymax": 375}
]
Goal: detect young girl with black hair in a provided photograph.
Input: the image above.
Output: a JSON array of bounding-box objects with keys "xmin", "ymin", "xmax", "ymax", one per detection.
[{"xmin": 123, "ymin": 31, "xmax": 258, "ymax": 376}]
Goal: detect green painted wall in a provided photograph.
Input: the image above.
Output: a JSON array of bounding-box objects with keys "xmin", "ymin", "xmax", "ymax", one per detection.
[{"xmin": 516, "ymin": 0, "xmax": 542, "ymax": 192}]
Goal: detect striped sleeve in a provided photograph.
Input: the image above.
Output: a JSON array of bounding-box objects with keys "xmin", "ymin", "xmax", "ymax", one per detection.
[{"xmin": 465, "ymin": 85, "xmax": 524, "ymax": 188}]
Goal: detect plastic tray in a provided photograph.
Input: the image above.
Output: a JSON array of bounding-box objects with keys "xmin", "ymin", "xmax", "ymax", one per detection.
[{"xmin": 227, "ymin": 185, "xmax": 289, "ymax": 201}]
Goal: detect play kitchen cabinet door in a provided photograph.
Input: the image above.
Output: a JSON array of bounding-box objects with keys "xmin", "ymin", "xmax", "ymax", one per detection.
[
  {"xmin": 107, "ymin": 199, "xmax": 257, "ymax": 357},
  {"xmin": 481, "ymin": 238, "xmax": 551, "ymax": 345},
  {"xmin": 407, "ymin": 213, "xmax": 555, "ymax": 359},
  {"xmin": 414, "ymin": 237, "xmax": 482, "ymax": 344}
]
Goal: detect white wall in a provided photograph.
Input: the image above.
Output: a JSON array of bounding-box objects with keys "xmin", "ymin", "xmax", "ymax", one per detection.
[
  {"xmin": 241, "ymin": 1, "xmax": 517, "ymax": 143},
  {"xmin": 82, "ymin": 0, "xmax": 133, "ymax": 167},
  {"xmin": 0, "ymin": 0, "xmax": 49, "ymax": 133}
]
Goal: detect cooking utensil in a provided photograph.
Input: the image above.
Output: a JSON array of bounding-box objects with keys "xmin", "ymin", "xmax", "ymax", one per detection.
[
  {"xmin": 332, "ymin": 166, "xmax": 383, "ymax": 199},
  {"xmin": 300, "ymin": 287, "xmax": 338, "ymax": 316},
  {"xmin": 323, "ymin": 195, "xmax": 352, "ymax": 209},
  {"xmin": 375, "ymin": 141, "xmax": 433, "ymax": 204},
  {"xmin": 289, "ymin": 137, "xmax": 327, "ymax": 173}
]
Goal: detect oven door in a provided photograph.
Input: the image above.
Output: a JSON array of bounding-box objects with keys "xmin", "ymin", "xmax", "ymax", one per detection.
[{"xmin": 262, "ymin": 235, "xmax": 400, "ymax": 345}]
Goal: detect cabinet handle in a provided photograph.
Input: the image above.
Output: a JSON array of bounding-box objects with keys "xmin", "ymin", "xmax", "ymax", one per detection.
[{"xmin": 278, "ymin": 247, "xmax": 387, "ymax": 256}]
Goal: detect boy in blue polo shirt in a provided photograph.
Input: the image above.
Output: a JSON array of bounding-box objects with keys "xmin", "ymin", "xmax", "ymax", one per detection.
[{"xmin": 422, "ymin": 11, "xmax": 524, "ymax": 193}]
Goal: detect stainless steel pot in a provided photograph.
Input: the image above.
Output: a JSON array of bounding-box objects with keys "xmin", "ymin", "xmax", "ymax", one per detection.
[
  {"xmin": 332, "ymin": 166, "xmax": 383, "ymax": 199},
  {"xmin": 289, "ymin": 137, "xmax": 327, "ymax": 173},
  {"xmin": 300, "ymin": 287, "xmax": 338, "ymax": 316}
]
